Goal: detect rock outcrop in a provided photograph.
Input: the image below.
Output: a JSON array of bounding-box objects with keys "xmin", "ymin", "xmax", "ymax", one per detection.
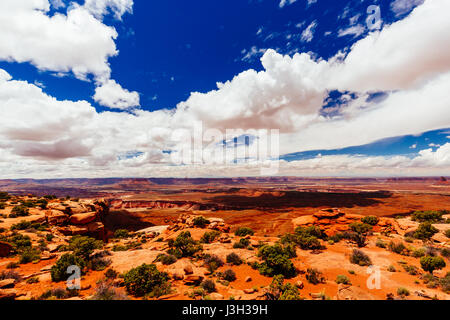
[
  {"xmin": 45, "ymin": 199, "xmax": 109, "ymax": 241},
  {"xmin": 292, "ymin": 208, "xmax": 397, "ymax": 236},
  {"xmin": 0, "ymin": 241, "xmax": 13, "ymax": 258}
]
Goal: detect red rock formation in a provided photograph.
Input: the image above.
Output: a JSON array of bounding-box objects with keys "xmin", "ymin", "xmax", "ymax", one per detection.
[{"xmin": 0, "ymin": 241, "xmax": 13, "ymax": 258}]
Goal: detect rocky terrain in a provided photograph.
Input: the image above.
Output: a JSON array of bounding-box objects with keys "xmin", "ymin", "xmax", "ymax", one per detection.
[{"xmin": 0, "ymin": 190, "xmax": 449, "ymax": 301}]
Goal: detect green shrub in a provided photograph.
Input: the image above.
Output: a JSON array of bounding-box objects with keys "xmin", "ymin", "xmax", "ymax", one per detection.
[
  {"xmin": 445, "ymin": 229, "xmax": 450, "ymax": 238},
  {"xmin": 414, "ymin": 222, "xmax": 438, "ymax": 240},
  {"xmin": 397, "ymin": 287, "xmax": 410, "ymax": 297},
  {"xmin": 279, "ymin": 283, "xmax": 301, "ymax": 300},
  {"xmin": 11, "ymin": 220, "xmax": 47, "ymax": 231},
  {"xmin": 220, "ymin": 269, "xmax": 236, "ymax": 282},
  {"xmin": 361, "ymin": 216, "xmax": 379, "ymax": 226},
  {"xmin": 420, "ymin": 256, "xmax": 446, "ymax": 273},
  {"xmin": 226, "ymin": 252, "xmax": 243, "ymax": 265},
  {"xmin": 193, "ymin": 216, "xmax": 210, "ymax": 228},
  {"xmin": 6, "ymin": 262, "xmax": 19, "ymax": 269},
  {"xmin": 411, "ymin": 248, "xmax": 426, "ymax": 258},
  {"xmin": 155, "ymin": 254, "xmax": 177, "ymax": 265},
  {"xmin": 265, "ymin": 275, "xmax": 300, "ymax": 300},
  {"xmin": 200, "ymin": 231, "xmax": 221, "ymax": 244},
  {"xmin": 26, "ymin": 277, "xmax": 39, "ymax": 284},
  {"xmin": 233, "ymin": 237, "xmax": 250, "ymax": 249},
  {"xmin": 375, "ymin": 239, "xmax": 387, "ymax": 248},
  {"xmin": 441, "ymin": 272, "xmax": 450, "ymax": 293},
  {"xmin": 0, "ymin": 192, "xmax": 10, "ymax": 201},
  {"xmin": 92, "ymin": 280, "xmax": 128, "ymax": 300},
  {"xmin": 69, "ymin": 236, "xmax": 103, "ymax": 260},
  {"xmin": 123, "ymin": 264, "xmax": 170, "ymax": 297},
  {"xmin": 411, "ymin": 210, "xmax": 446, "ymax": 223},
  {"xmin": 441, "ymin": 247, "xmax": 450, "ymax": 258},
  {"xmin": 90, "ymin": 255, "xmax": 112, "ymax": 271},
  {"xmin": 51, "ymin": 253, "xmax": 86, "ymax": 282},
  {"xmin": 19, "ymin": 247, "xmax": 41, "ymax": 264},
  {"xmin": 11, "ymin": 206, "xmax": 29, "ymax": 217},
  {"xmin": 39, "ymin": 288, "xmax": 72, "ymax": 300},
  {"xmin": 8, "ymin": 234, "xmax": 32, "ymax": 251},
  {"xmin": 203, "ymin": 254, "xmax": 224, "ymax": 273},
  {"xmin": 235, "ymin": 227, "xmax": 254, "ymax": 237},
  {"xmin": 257, "ymin": 244, "xmax": 297, "ymax": 278},
  {"xmin": 403, "ymin": 264, "xmax": 419, "ymax": 275},
  {"xmin": 349, "ymin": 222, "xmax": 372, "ymax": 234},
  {"xmin": 112, "ymin": 245, "xmax": 128, "ymax": 252},
  {"xmin": 169, "ymin": 231, "xmax": 202, "ymax": 258},
  {"xmin": 350, "ymin": 249, "xmax": 372, "ymax": 266},
  {"xmin": 336, "ymin": 275, "xmax": 351, "ymax": 285},
  {"xmin": 200, "ymin": 279, "xmax": 216, "ymax": 293},
  {"xmin": 306, "ymin": 268, "xmax": 325, "ymax": 285},
  {"xmin": 0, "ymin": 270, "xmax": 21, "ymax": 281},
  {"xmin": 295, "ymin": 226, "xmax": 326, "ymax": 239},
  {"xmin": 282, "ymin": 227, "xmax": 325, "ymax": 250},
  {"xmin": 388, "ymin": 241, "xmax": 408, "ymax": 255},
  {"xmin": 105, "ymin": 268, "xmax": 119, "ymax": 280},
  {"xmin": 114, "ymin": 229, "xmax": 130, "ymax": 239},
  {"xmin": 295, "ymin": 235, "xmax": 323, "ymax": 250}
]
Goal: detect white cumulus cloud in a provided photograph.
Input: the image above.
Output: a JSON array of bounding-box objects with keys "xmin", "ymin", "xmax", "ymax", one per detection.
[{"xmin": 93, "ymin": 79, "xmax": 140, "ymax": 110}]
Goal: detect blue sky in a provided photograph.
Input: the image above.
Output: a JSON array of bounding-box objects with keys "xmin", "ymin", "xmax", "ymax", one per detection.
[
  {"xmin": 2, "ymin": 0, "xmax": 414, "ymax": 110},
  {"xmin": 0, "ymin": 0, "xmax": 449, "ymax": 178}
]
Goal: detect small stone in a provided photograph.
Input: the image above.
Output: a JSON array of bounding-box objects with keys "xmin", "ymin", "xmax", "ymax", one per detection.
[
  {"xmin": 295, "ymin": 281, "xmax": 304, "ymax": 289},
  {"xmin": 81, "ymin": 284, "xmax": 91, "ymax": 291},
  {"xmin": 209, "ymin": 293, "xmax": 224, "ymax": 300},
  {"xmin": 245, "ymin": 276, "xmax": 252, "ymax": 282},
  {"xmin": 183, "ymin": 264, "xmax": 194, "ymax": 275}
]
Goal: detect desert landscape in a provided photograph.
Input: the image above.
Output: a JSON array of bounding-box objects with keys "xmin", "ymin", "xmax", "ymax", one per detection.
[{"xmin": 0, "ymin": 177, "xmax": 449, "ymax": 301}]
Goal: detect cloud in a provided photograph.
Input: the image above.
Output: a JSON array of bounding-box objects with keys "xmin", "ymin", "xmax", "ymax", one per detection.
[
  {"xmin": 83, "ymin": 0, "xmax": 134, "ymax": 20},
  {"xmin": 279, "ymin": 0, "xmax": 297, "ymax": 8},
  {"xmin": 0, "ymin": 0, "xmax": 119, "ymax": 82},
  {"xmin": 0, "ymin": 0, "xmax": 450, "ymax": 178},
  {"xmin": 93, "ymin": 79, "xmax": 140, "ymax": 109},
  {"xmin": 50, "ymin": 0, "xmax": 65, "ymax": 9},
  {"xmin": 391, "ymin": 0, "xmax": 425, "ymax": 16},
  {"xmin": 241, "ymin": 46, "xmax": 267, "ymax": 63},
  {"xmin": 329, "ymin": 0, "xmax": 450, "ymax": 92},
  {"xmin": 337, "ymin": 24, "xmax": 365, "ymax": 38},
  {"xmin": 300, "ymin": 21, "xmax": 317, "ymax": 42}
]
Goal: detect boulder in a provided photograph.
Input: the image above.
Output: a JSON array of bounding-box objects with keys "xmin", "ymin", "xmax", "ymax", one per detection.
[
  {"xmin": 0, "ymin": 279, "xmax": 15, "ymax": 289},
  {"xmin": 292, "ymin": 215, "xmax": 317, "ymax": 228},
  {"xmin": 171, "ymin": 270, "xmax": 185, "ymax": 280},
  {"xmin": 69, "ymin": 212, "xmax": 97, "ymax": 225},
  {"xmin": 46, "ymin": 210, "xmax": 69, "ymax": 226},
  {"xmin": 183, "ymin": 264, "xmax": 194, "ymax": 275},
  {"xmin": 209, "ymin": 293, "xmax": 224, "ymax": 300},
  {"xmin": 184, "ymin": 275, "xmax": 203, "ymax": 285},
  {"xmin": 0, "ymin": 289, "xmax": 17, "ymax": 300},
  {"xmin": 58, "ymin": 225, "xmax": 88, "ymax": 236},
  {"xmin": 314, "ymin": 208, "xmax": 344, "ymax": 219},
  {"xmin": 86, "ymin": 222, "xmax": 106, "ymax": 241},
  {"xmin": 48, "ymin": 203, "xmax": 69, "ymax": 212},
  {"xmin": 295, "ymin": 280, "xmax": 304, "ymax": 289},
  {"xmin": 245, "ymin": 276, "xmax": 252, "ymax": 282},
  {"xmin": 0, "ymin": 241, "xmax": 13, "ymax": 257},
  {"xmin": 432, "ymin": 232, "xmax": 449, "ymax": 244}
]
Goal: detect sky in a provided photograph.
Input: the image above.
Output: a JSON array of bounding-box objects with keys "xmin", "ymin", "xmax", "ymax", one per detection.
[{"xmin": 0, "ymin": 0, "xmax": 449, "ymax": 178}]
